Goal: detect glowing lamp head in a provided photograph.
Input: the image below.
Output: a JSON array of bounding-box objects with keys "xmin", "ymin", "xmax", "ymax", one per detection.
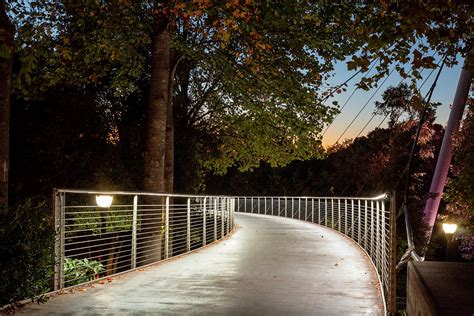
[
  {"xmin": 442, "ymin": 223, "xmax": 457, "ymax": 234},
  {"xmin": 96, "ymin": 195, "xmax": 113, "ymax": 208}
]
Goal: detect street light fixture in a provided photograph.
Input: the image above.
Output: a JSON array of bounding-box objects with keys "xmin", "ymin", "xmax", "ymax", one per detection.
[
  {"xmin": 96, "ymin": 195, "xmax": 113, "ymax": 208},
  {"xmin": 442, "ymin": 222, "xmax": 457, "ymax": 261},
  {"xmin": 442, "ymin": 223, "xmax": 457, "ymax": 234}
]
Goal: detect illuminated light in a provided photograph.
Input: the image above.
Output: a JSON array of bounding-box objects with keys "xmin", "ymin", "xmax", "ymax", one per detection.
[
  {"xmin": 96, "ymin": 195, "xmax": 113, "ymax": 208},
  {"xmin": 442, "ymin": 223, "xmax": 457, "ymax": 234}
]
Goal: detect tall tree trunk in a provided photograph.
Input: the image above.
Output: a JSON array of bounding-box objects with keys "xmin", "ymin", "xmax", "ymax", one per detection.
[
  {"xmin": 164, "ymin": 57, "xmax": 174, "ymax": 194},
  {"xmin": 140, "ymin": 3, "xmax": 171, "ymax": 264},
  {"xmin": 0, "ymin": 1, "xmax": 14, "ymax": 214},
  {"xmin": 144, "ymin": 9, "xmax": 171, "ymax": 194}
]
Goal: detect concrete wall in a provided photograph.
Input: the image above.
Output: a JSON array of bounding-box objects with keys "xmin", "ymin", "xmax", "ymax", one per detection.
[{"xmin": 407, "ymin": 261, "xmax": 474, "ymax": 316}]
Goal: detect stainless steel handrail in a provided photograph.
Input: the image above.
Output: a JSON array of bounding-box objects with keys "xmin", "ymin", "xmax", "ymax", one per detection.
[
  {"xmin": 53, "ymin": 189, "xmax": 236, "ymax": 291},
  {"xmin": 234, "ymin": 194, "xmax": 396, "ymax": 315}
]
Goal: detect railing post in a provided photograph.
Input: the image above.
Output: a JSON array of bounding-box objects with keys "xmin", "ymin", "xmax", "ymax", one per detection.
[
  {"xmin": 351, "ymin": 199, "xmax": 355, "ymax": 239},
  {"xmin": 214, "ymin": 197, "xmax": 217, "ymax": 241},
  {"xmin": 244, "ymin": 197, "xmax": 247, "ymax": 213},
  {"xmin": 376, "ymin": 200, "xmax": 381, "ymax": 269},
  {"xmin": 284, "ymin": 198, "xmax": 287, "ymax": 217},
  {"xmin": 370, "ymin": 200, "xmax": 375, "ymax": 258},
  {"xmin": 331, "ymin": 198, "xmax": 334, "ymax": 229},
  {"xmin": 325, "ymin": 198, "xmax": 328, "ymax": 227},
  {"xmin": 317, "ymin": 199, "xmax": 320, "ymax": 224},
  {"xmin": 186, "ymin": 198, "xmax": 191, "ymax": 252},
  {"xmin": 221, "ymin": 198, "xmax": 225, "ymax": 239},
  {"xmin": 54, "ymin": 190, "xmax": 65, "ymax": 291},
  {"xmin": 357, "ymin": 200, "xmax": 361, "ymax": 244},
  {"xmin": 165, "ymin": 196, "xmax": 170, "ymax": 259},
  {"xmin": 203, "ymin": 198, "xmax": 207, "ymax": 246},
  {"xmin": 305, "ymin": 198, "xmax": 308, "ymax": 221},
  {"xmin": 389, "ymin": 193, "xmax": 397, "ymax": 315},
  {"xmin": 298, "ymin": 198, "xmax": 301, "ymax": 219},
  {"xmin": 292, "ymin": 197, "xmax": 294, "ymax": 218},
  {"xmin": 304, "ymin": 198, "xmax": 308, "ymax": 221},
  {"xmin": 364, "ymin": 200, "xmax": 368, "ymax": 250},
  {"xmin": 311, "ymin": 198, "xmax": 314, "ymax": 223},
  {"xmin": 338, "ymin": 199, "xmax": 341, "ymax": 232},
  {"xmin": 131, "ymin": 195, "xmax": 138, "ymax": 269},
  {"xmin": 231, "ymin": 198, "xmax": 233, "ymax": 230},
  {"xmin": 230, "ymin": 198, "xmax": 233, "ymax": 229},
  {"xmin": 232, "ymin": 198, "xmax": 235, "ymax": 228},
  {"xmin": 344, "ymin": 199, "xmax": 348, "ymax": 235},
  {"xmin": 381, "ymin": 199, "xmax": 387, "ymax": 281},
  {"xmin": 224, "ymin": 198, "xmax": 228, "ymax": 235},
  {"xmin": 258, "ymin": 197, "xmax": 260, "ymax": 214},
  {"xmin": 271, "ymin": 197, "xmax": 274, "ymax": 215},
  {"xmin": 226, "ymin": 198, "xmax": 230, "ymax": 234},
  {"xmin": 251, "ymin": 197, "xmax": 254, "ymax": 213},
  {"xmin": 264, "ymin": 197, "xmax": 267, "ymax": 215}
]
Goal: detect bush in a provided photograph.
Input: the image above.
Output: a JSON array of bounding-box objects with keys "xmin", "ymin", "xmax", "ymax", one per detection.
[
  {"xmin": 64, "ymin": 258, "xmax": 103, "ymax": 286},
  {"xmin": 0, "ymin": 198, "xmax": 54, "ymax": 306}
]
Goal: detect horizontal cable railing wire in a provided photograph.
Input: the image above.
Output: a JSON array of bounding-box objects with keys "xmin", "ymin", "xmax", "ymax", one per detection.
[
  {"xmin": 54, "ymin": 189, "xmax": 236, "ymax": 291},
  {"xmin": 235, "ymin": 194, "xmax": 396, "ymax": 315}
]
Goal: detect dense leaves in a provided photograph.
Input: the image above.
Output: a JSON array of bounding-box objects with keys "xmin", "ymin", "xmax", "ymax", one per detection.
[
  {"xmin": 9, "ymin": 1, "xmax": 473, "ymax": 177},
  {"xmin": 0, "ymin": 198, "xmax": 54, "ymax": 306},
  {"xmin": 445, "ymin": 97, "xmax": 474, "ymax": 260},
  {"xmin": 10, "ymin": 0, "xmax": 152, "ymax": 98}
]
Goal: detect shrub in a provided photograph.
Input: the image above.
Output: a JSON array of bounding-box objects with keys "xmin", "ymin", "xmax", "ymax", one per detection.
[
  {"xmin": 0, "ymin": 198, "xmax": 54, "ymax": 306},
  {"xmin": 64, "ymin": 258, "xmax": 104, "ymax": 286}
]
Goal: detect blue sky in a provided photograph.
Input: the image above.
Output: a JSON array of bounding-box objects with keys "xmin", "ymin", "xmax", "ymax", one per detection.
[{"xmin": 322, "ymin": 56, "xmax": 464, "ymax": 147}]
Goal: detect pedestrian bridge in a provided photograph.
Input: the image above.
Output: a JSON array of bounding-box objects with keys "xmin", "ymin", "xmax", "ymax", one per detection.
[{"xmin": 20, "ymin": 190, "xmax": 396, "ymax": 315}]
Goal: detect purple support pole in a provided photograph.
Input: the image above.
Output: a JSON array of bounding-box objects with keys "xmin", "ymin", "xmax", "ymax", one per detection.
[{"xmin": 423, "ymin": 60, "xmax": 472, "ymax": 243}]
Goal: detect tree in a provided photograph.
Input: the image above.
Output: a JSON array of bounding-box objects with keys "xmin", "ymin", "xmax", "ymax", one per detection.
[
  {"xmin": 445, "ymin": 97, "xmax": 474, "ymax": 260},
  {"xmin": 143, "ymin": 1, "xmax": 172, "ymax": 194},
  {"xmin": 0, "ymin": 0, "xmax": 14, "ymax": 213},
  {"xmin": 162, "ymin": 0, "xmax": 474, "ymax": 186},
  {"xmin": 7, "ymin": 1, "xmax": 474, "ymax": 196}
]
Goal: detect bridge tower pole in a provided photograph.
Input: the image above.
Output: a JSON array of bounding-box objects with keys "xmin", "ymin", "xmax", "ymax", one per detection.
[{"xmin": 423, "ymin": 58, "xmax": 471, "ymax": 245}]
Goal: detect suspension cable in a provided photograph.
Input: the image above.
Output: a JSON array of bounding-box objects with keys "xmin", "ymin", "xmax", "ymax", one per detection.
[
  {"xmin": 322, "ymin": 58, "xmax": 380, "ymax": 136},
  {"xmin": 349, "ymin": 55, "xmax": 443, "ymax": 197},
  {"xmin": 334, "ymin": 67, "xmax": 396, "ymax": 144},
  {"xmin": 354, "ymin": 55, "xmax": 441, "ymax": 140},
  {"xmin": 397, "ymin": 55, "xmax": 447, "ymax": 267}
]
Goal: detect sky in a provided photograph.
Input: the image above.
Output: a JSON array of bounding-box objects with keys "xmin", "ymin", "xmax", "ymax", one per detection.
[{"xmin": 321, "ymin": 56, "xmax": 464, "ymax": 148}]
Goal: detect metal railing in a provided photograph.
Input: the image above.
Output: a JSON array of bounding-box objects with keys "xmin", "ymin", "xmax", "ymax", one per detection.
[
  {"xmin": 53, "ymin": 189, "xmax": 236, "ymax": 290},
  {"xmin": 235, "ymin": 194, "xmax": 397, "ymax": 315}
]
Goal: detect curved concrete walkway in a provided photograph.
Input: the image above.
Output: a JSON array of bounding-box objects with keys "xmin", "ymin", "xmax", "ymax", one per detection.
[{"xmin": 19, "ymin": 213, "xmax": 383, "ymax": 315}]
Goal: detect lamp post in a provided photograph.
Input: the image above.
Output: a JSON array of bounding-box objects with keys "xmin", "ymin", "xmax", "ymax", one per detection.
[
  {"xmin": 96, "ymin": 195, "xmax": 113, "ymax": 208},
  {"xmin": 95, "ymin": 195, "xmax": 114, "ymax": 266},
  {"xmin": 442, "ymin": 223, "xmax": 457, "ymax": 261}
]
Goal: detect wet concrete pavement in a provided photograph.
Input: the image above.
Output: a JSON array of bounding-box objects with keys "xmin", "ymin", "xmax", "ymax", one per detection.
[{"xmin": 18, "ymin": 213, "xmax": 384, "ymax": 315}]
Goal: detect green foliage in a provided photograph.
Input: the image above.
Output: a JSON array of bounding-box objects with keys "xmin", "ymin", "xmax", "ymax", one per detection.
[
  {"xmin": 64, "ymin": 258, "xmax": 104, "ymax": 286},
  {"xmin": 0, "ymin": 198, "xmax": 54, "ymax": 306},
  {"xmin": 10, "ymin": 0, "xmax": 152, "ymax": 98},
  {"xmin": 7, "ymin": 1, "xmax": 473, "ymax": 190},
  {"xmin": 66, "ymin": 209, "xmax": 133, "ymax": 236},
  {"xmin": 341, "ymin": 1, "xmax": 473, "ymax": 89},
  {"xmin": 446, "ymin": 102, "xmax": 474, "ymax": 222},
  {"xmin": 445, "ymin": 100, "xmax": 474, "ymax": 259}
]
